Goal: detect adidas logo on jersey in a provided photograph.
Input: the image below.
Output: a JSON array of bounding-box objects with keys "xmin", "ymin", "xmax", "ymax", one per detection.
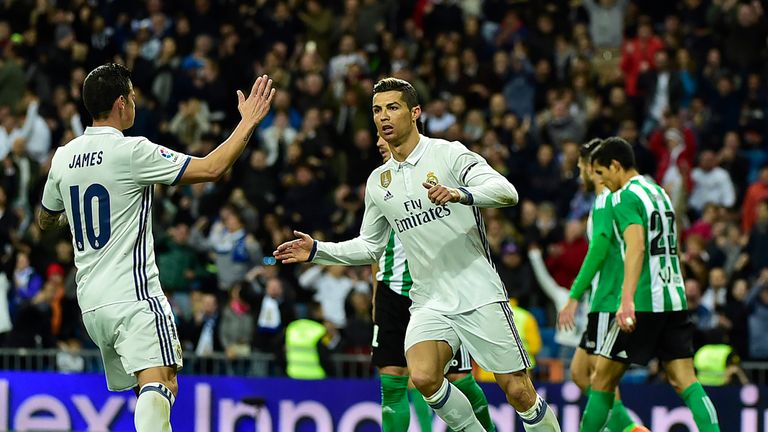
[
  {"xmin": 384, "ymin": 190, "xmax": 394, "ymax": 201},
  {"xmin": 616, "ymin": 350, "xmax": 628, "ymax": 358}
]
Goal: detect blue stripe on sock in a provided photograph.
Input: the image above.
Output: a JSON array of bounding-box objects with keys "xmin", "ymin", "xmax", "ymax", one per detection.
[
  {"xmin": 140, "ymin": 384, "xmax": 173, "ymax": 405},
  {"xmin": 428, "ymin": 383, "xmax": 452, "ymax": 410},
  {"xmin": 520, "ymin": 398, "xmax": 548, "ymax": 425}
]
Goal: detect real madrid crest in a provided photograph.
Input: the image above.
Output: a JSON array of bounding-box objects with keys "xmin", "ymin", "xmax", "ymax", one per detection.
[
  {"xmin": 426, "ymin": 171, "xmax": 438, "ymax": 186},
  {"xmin": 380, "ymin": 170, "xmax": 392, "ymax": 188}
]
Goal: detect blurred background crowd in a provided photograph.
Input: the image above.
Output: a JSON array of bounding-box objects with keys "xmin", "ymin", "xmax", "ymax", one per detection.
[{"xmin": 0, "ymin": 0, "xmax": 767, "ymax": 383}]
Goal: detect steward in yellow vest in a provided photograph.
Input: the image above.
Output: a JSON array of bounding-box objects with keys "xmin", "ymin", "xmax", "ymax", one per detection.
[
  {"xmin": 694, "ymin": 344, "xmax": 735, "ymax": 386},
  {"xmin": 285, "ymin": 302, "xmax": 332, "ymax": 379}
]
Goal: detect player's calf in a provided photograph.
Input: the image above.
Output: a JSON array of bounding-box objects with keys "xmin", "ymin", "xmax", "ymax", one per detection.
[
  {"xmin": 495, "ymin": 372, "xmax": 560, "ymax": 431},
  {"xmin": 568, "ymin": 349, "xmax": 592, "ymax": 393},
  {"xmin": 407, "ymin": 342, "xmax": 484, "ymax": 431},
  {"xmin": 495, "ymin": 370, "xmax": 537, "ymax": 411}
]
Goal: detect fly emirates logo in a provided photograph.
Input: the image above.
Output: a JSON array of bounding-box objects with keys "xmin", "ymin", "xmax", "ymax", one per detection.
[{"xmin": 394, "ymin": 199, "xmax": 452, "ymax": 234}]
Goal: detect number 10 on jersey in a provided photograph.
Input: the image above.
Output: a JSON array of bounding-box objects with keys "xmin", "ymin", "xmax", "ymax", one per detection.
[{"xmin": 69, "ymin": 184, "xmax": 111, "ymax": 251}]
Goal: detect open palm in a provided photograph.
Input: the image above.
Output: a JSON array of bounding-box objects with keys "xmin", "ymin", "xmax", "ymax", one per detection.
[
  {"xmin": 237, "ymin": 74, "xmax": 276, "ymax": 128},
  {"xmin": 274, "ymin": 231, "xmax": 315, "ymax": 264}
]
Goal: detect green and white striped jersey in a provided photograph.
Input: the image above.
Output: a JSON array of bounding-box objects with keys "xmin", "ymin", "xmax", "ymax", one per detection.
[
  {"xmin": 587, "ymin": 189, "xmax": 624, "ymax": 312},
  {"xmin": 376, "ymin": 230, "xmax": 413, "ymax": 297},
  {"xmin": 611, "ymin": 175, "xmax": 686, "ymax": 312}
]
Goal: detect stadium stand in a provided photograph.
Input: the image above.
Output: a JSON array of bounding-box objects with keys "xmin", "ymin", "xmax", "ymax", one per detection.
[{"xmin": 0, "ymin": 0, "xmax": 767, "ymax": 385}]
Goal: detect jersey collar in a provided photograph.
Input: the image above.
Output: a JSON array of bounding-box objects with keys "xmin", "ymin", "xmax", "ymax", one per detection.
[
  {"xmin": 403, "ymin": 134, "xmax": 429, "ymax": 166},
  {"xmin": 619, "ymin": 175, "xmax": 644, "ymax": 192},
  {"xmin": 84, "ymin": 126, "xmax": 124, "ymax": 137}
]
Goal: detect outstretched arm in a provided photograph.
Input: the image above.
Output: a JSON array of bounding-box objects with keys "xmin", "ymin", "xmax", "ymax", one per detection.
[
  {"xmin": 274, "ymin": 185, "xmax": 390, "ymax": 265},
  {"xmin": 177, "ymin": 75, "xmax": 275, "ymax": 184}
]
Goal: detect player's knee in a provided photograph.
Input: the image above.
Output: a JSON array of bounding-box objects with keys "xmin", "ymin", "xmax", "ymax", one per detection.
[
  {"xmin": 164, "ymin": 378, "xmax": 178, "ymax": 396},
  {"xmin": 590, "ymin": 371, "xmax": 618, "ymax": 392},
  {"xmin": 571, "ymin": 368, "xmax": 590, "ymax": 392},
  {"xmin": 409, "ymin": 369, "xmax": 443, "ymax": 396},
  {"xmin": 666, "ymin": 369, "xmax": 695, "ymax": 394},
  {"xmin": 142, "ymin": 375, "xmax": 178, "ymax": 396}
]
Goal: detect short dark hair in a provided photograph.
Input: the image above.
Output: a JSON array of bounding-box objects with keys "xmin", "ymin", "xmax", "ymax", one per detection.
[
  {"xmin": 82, "ymin": 63, "xmax": 132, "ymax": 120},
  {"xmin": 591, "ymin": 137, "xmax": 636, "ymax": 169},
  {"xmin": 580, "ymin": 138, "xmax": 603, "ymax": 161},
  {"xmin": 373, "ymin": 77, "xmax": 419, "ymax": 110}
]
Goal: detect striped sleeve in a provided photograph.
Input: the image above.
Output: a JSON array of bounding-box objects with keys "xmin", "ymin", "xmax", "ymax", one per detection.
[{"xmin": 612, "ymin": 190, "xmax": 644, "ymax": 233}]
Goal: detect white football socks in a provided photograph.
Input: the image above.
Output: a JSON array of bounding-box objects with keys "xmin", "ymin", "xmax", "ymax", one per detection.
[
  {"xmin": 135, "ymin": 382, "xmax": 175, "ymax": 432},
  {"xmin": 423, "ymin": 378, "xmax": 485, "ymax": 432},
  {"xmin": 519, "ymin": 394, "xmax": 561, "ymax": 431}
]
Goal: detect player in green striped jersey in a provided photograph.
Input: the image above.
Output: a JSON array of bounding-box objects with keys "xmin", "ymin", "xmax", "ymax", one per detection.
[
  {"xmin": 581, "ymin": 137, "xmax": 720, "ymax": 432},
  {"xmin": 371, "ymin": 135, "xmax": 495, "ymax": 432},
  {"xmin": 558, "ymin": 139, "xmax": 647, "ymax": 432}
]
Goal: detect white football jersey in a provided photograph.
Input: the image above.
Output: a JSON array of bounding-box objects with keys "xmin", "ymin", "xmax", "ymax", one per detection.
[
  {"xmin": 314, "ymin": 135, "xmax": 517, "ymax": 314},
  {"xmin": 41, "ymin": 126, "xmax": 191, "ymax": 312}
]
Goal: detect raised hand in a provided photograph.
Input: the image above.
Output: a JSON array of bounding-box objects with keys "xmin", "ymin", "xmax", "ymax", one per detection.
[
  {"xmin": 273, "ymin": 230, "xmax": 315, "ymax": 264},
  {"xmin": 237, "ymin": 75, "xmax": 276, "ymax": 128}
]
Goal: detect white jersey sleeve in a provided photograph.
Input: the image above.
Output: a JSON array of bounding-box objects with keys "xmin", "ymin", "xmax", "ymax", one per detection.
[
  {"xmin": 130, "ymin": 140, "xmax": 191, "ymax": 186},
  {"xmin": 445, "ymin": 142, "xmax": 518, "ymax": 208},
  {"xmin": 312, "ymin": 176, "xmax": 391, "ymax": 265},
  {"xmin": 41, "ymin": 160, "xmax": 64, "ymax": 213}
]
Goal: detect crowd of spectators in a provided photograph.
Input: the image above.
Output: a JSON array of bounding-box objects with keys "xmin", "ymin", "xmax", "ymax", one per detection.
[{"xmin": 0, "ymin": 0, "xmax": 767, "ymax": 378}]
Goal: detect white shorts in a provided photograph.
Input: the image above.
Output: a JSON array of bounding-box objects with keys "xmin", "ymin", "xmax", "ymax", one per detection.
[
  {"xmin": 404, "ymin": 301, "xmax": 531, "ymax": 374},
  {"xmin": 83, "ymin": 296, "xmax": 183, "ymax": 391}
]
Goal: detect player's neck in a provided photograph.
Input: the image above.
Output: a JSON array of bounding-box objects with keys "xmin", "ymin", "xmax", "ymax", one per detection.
[
  {"xmin": 618, "ymin": 169, "xmax": 640, "ymax": 188},
  {"xmin": 389, "ymin": 129, "xmax": 420, "ymax": 162},
  {"xmin": 92, "ymin": 113, "xmax": 124, "ymax": 131}
]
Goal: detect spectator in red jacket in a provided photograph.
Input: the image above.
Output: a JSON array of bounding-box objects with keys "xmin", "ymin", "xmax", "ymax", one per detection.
[
  {"xmin": 652, "ymin": 127, "xmax": 694, "ymax": 214},
  {"xmin": 620, "ymin": 16, "xmax": 664, "ymax": 98},
  {"xmin": 545, "ymin": 219, "xmax": 588, "ymax": 289},
  {"xmin": 742, "ymin": 165, "xmax": 768, "ymax": 233}
]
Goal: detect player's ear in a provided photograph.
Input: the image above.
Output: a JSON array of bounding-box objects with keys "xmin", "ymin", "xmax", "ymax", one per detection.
[{"xmin": 411, "ymin": 105, "xmax": 421, "ymax": 122}]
